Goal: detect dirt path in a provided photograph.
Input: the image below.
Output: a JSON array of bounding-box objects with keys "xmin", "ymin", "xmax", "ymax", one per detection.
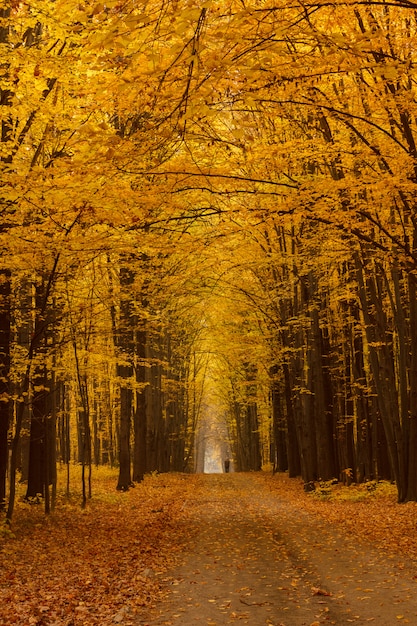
[{"xmin": 137, "ymin": 473, "xmax": 417, "ymax": 626}]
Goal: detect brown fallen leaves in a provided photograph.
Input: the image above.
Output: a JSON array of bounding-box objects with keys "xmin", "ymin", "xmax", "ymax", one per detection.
[
  {"xmin": 263, "ymin": 472, "xmax": 417, "ymax": 562},
  {"xmin": 0, "ymin": 470, "xmax": 200, "ymax": 626},
  {"xmin": 311, "ymin": 586, "xmax": 332, "ymax": 597},
  {"xmin": 2, "ymin": 469, "xmax": 417, "ymax": 626}
]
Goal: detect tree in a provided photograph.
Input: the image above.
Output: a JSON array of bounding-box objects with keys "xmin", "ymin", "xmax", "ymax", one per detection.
[{"xmin": 4, "ymin": 0, "xmax": 417, "ymax": 518}]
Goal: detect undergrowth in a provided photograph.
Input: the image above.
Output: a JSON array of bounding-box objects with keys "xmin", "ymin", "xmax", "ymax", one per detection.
[{"xmin": 311, "ymin": 479, "xmax": 397, "ymax": 502}]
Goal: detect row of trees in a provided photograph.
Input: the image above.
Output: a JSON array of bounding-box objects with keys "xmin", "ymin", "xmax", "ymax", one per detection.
[
  {"xmin": 175, "ymin": 0, "xmax": 417, "ymax": 501},
  {"xmin": 2, "ymin": 0, "xmax": 417, "ymax": 524},
  {"xmin": 0, "ymin": 0, "xmax": 214, "ymax": 521}
]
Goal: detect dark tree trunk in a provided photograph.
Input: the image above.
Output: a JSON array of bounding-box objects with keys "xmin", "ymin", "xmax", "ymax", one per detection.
[
  {"xmin": 0, "ymin": 9, "xmax": 13, "ymax": 511},
  {"xmin": 25, "ymin": 277, "xmax": 57, "ymax": 507},
  {"xmin": 248, "ymin": 402, "xmax": 262, "ymax": 471},
  {"xmin": 310, "ymin": 301, "xmax": 336, "ymax": 481},
  {"xmin": 117, "ymin": 381, "xmax": 132, "ymax": 491},
  {"xmin": 133, "ymin": 380, "xmax": 147, "ymax": 482},
  {"xmin": 292, "ymin": 282, "xmax": 318, "ymax": 486},
  {"xmin": 406, "ymin": 271, "xmax": 417, "ymax": 500},
  {"xmin": 145, "ymin": 334, "xmax": 165, "ymax": 473},
  {"xmin": 233, "ymin": 401, "xmax": 247, "ymax": 472},
  {"xmin": 281, "ymin": 358, "xmax": 301, "ymax": 478},
  {"xmin": 26, "ymin": 364, "xmax": 49, "ymax": 501},
  {"xmin": 116, "ymin": 265, "xmax": 134, "ymax": 491},
  {"xmin": 271, "ymin": 376, "xmax": 288, "ymax": 472},
  {"xmin": 0, "ymin": 269, "xmax": 11, "ymax": 509},
  {"xmin": 355, "ymin": 252, "xmax": 405, "ymax": 499},
  {"xmin": 92, "ymin": 380, "xmax": 101, "ymax": 467}
]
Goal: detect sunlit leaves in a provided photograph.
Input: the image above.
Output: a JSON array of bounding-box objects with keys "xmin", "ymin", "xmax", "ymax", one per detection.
[{"xmin": 3, "ymin": 0, "xmax": 417, "ymax": 499}]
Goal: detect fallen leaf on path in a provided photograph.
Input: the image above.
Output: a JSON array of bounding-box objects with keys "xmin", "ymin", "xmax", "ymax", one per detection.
[{"xmin": 311, "ymin": 586, "xmax": 332, "ymax": 596}]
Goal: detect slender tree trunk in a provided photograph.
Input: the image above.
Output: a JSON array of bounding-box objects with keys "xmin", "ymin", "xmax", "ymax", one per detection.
[
  {"xmin": 92, "ymin": 381, "xmax": 100, "ymax": 467},
  {"xmin": 270, "ymin": 372, "xmax": 288, "ymax": 472},
  {"xmin": 117, "ymin": 382, "xmax": 132, "ymax": 490},
  {"xmin": 0, "ymin": 269, "xmax": 10, "ymax": 510},
  {"xmin": 0, "ymin": 17, "xmax": 13, "ymax": 506},
  {"xmin": 133, "ymin": 327, "xmax": 147, "ymax": 482},
  {"xmin": 25, "ymin": 363, "xmax": 48, "ymax": 501},
  {"xmin": 298, "ymin": 340, "xmax": 318, "ymax": 487},
  {"xmin": 282, "ymin": 363, "xmax": 301, "ymax": 477},
  {"xmin": 116, "ymin": 265, "xmax": 134, "ymax": 491},
  {"xmin": 406, "ymin": 271, "xmax": 417, "ymax": 500},
  {"xmin": 309, "ymin": 286, "xmax": 336, "ymax": 480},
  {"xmin": 25, "ymin": 278, "xmax": 57, "ymax": 504}
]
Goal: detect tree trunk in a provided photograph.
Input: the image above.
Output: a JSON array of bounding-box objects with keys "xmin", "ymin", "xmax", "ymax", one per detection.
[
  {"xmin": 354, "ymin": 252, "xmax": 405, "ymax": 499},
  {"xmin": 117, "ymin": 381, "xmax": 132, "ymax": 490},
  {"xmin": 270, "ymin": 372, "xmax": 288, "ymax": 472},
  {"xmin": 406, "ymin": 271, "xmax": 417, "ymax": 500},
  {"xmin": 309, "ymin": 284, "xmax": 336, "ymax": 480},
  {"xmin": 26, "ymin": 364, "xmax": 48, "ymax": 501},
  {"xmin": 116, "ymin": 265, "xmax": 134, "ymax": 491},
  {"xmin": 0, "ymin": 269, "xmax": 10, "ymax": 509},
  {"xmin": 132, "ymin": 321, "xmax": 147, "ymax": 482}
]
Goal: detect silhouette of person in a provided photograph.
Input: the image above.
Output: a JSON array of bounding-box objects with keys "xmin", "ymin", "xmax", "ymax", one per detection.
[{"xmin": 224, "ymin": 458, "xmax": 230, "ymax": 473}]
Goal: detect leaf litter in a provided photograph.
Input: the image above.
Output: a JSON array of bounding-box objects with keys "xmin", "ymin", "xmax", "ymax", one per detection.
[
  {"xmin": 2, "ymin": 471, "xmax": 417, "ymax": 625},
  {"xmin": 0, "ymin": 471, "xmax": 199, "ymax": 626}
]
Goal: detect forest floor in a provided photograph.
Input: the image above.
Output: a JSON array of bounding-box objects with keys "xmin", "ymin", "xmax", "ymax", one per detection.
[{"xmin": 2, "ymin": 470, "xmax": 417, "ymax": 626}]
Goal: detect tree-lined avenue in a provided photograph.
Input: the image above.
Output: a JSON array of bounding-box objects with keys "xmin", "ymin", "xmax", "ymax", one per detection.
[{"xmin": 2, "ymin": 0, "xmax": 417, "ymax": 521}]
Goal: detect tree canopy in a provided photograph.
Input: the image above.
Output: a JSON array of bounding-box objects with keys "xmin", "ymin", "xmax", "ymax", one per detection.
[{"xmin": 2, "ymin": 0, "xmax": 417, "ymax": 520}]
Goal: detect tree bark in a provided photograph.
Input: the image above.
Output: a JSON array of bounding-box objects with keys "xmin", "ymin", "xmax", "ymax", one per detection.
[
  {"xmin": 116, "ymin": 265, "xmax": 134, "ymax": 491},
  {"xmin": 0, "ymin": 270, "xmax": 11, "ymax": 509}
]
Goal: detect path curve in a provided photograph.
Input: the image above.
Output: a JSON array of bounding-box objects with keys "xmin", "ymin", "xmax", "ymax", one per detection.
[{"xmin": 137, "ymin": 473, "xmax": 417, "ymax": 625}]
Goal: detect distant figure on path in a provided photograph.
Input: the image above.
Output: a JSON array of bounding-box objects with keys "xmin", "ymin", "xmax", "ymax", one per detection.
[{"xmin": 224, "ymin": 459, "xmax": 230, "ymax": 473}]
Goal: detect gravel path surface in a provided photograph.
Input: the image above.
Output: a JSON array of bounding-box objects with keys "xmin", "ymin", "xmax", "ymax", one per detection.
[{"xmin": 137, "ymin": 473, "xmax": 417, "ymax": 625}]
